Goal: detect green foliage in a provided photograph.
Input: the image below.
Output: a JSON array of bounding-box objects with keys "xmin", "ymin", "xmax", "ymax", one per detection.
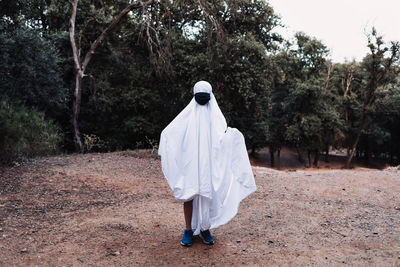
[
  {"xmin": 284, "ymin": 76, "xmax": 342, "ymax": 152},
  {"xmin": 270, "ymin": 33, "xmax": 343, "ymax": 160},
  {"xmin": 0, "ymin": 101, "xmax": 61, "ymax": 161},
  {"xmin": 73, "ymin": 19, "xmax": 165, "ymax": 150},
  {"xmin": 219, "ymin": 0, "xmax": 283, "ymax": 49},
  {"xmin": 209, "ymin": 33, "xmax": 273, "ymax": 151},
  {"xmin": 0, "ymin": 23, "xmax": 67, "ymax": 118},
  {"xmin": 62, "ymin": 0, "xmax": 280, "ymax": 152},
  {"xmin": 332, "ymin": 30, "xmax": 400, "ymax": 164},
  {"xmin": 293, "ymin": 32, "xmax": 329, "ymax": 75},
  {"xmin": 368, "ymin": 83, "xmax": 400, "ymax": 161},
  {"xmin": 1, "ymin": 0, "xmax": 399, "ymax": 166},
  {"xmin": 179, "ymin": 0, "xmax": 283, "ymax": 151}
]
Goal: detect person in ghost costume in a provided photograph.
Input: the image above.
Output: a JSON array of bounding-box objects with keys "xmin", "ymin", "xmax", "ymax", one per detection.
[{"xmin": 158, "ymin": 81, "xmax": 256, "ymax": 246}]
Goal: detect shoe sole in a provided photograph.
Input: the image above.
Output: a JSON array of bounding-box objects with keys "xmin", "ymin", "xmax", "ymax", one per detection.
[
  {"xmin": 199, "ymin": 235, "xmax": 214, "ymax": 245},
  {"xmin": 180, "ymin": 241, "xmax": 192, "ymax": 247}
]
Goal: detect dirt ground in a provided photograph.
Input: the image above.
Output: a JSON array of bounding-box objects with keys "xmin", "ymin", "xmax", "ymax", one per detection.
[{"xmin": 0, "ymin": 151, "xmax": 399, "ymax": 266}]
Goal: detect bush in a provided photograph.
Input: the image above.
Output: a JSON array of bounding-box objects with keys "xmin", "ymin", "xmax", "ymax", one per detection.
[
  {"xmin": 0, "ymin": 23, "xmax": 67, "ymax": 118},
  {"xmin": 0, "ymin": 101, "xmax": 61, "ymax": 161}
]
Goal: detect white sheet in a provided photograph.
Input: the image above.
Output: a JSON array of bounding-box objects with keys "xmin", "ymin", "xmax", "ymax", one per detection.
[{"xmin": 158, "ymin": 81, "xmax": 256, "ymax": 234}]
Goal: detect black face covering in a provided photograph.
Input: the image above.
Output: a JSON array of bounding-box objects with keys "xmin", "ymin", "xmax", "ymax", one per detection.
[{"xmin": 194, "ymin": 92, "xmax": 211, "ymax": 105}]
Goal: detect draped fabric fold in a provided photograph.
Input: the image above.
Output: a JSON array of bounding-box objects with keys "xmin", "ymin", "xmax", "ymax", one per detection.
[{"xmin": 158, "ymin": 81, "xmax": 256, "ymax": 235}]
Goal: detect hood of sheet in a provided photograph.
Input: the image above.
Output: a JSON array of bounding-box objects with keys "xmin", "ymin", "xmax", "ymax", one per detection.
[{"xmin": 158, "ymin": 81, "xmax": 257, "ymax": 234}]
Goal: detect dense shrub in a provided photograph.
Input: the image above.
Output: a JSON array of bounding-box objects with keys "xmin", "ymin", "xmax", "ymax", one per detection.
[
  {"xmin": 0, "ymin": 23, "xmax": 67, "ymax": 118},
  {"xmin": 0, "ymin": 101, "xmax": 61, "ymax": 161}
]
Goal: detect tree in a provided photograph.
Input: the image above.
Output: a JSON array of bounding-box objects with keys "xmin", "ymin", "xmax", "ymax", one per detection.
[
  {"xmin": 200, "ymin": 0, "xmax": 281, "ymax": 153},
  {"xmin": 372, "ymin": 80, "xmax": 400, "ymax": 164},
  {"xmin": 285, "ymin": 73, "xmax": 342, "ymax": 168},
  {"xmin": 345, "ymin": 28, "xmax": 400, "ymax": 168},
  {"xmin": 68, "ymin": 0, "xmax": 157, "ymax": 152},
  {"xmin": 280, "ymin": 32, "xmax": 340, "ymax": 167},
  {"xmin": 0, "ymin": 23, "xmax": 67, "ymax": 118},
  {"xmin": 268, "ymin": 48, "xmax": 293, "ymax": 168}
]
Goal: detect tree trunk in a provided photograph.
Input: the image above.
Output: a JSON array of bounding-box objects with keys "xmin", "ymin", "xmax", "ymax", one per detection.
[
  {"xmin": 277, "ymin": 148, "xmax": 281, "ymax": 170},
  {"xmin": 307, "ymin": 150, "xmax": 312, "ymax": 168},
  {"xmin": 69, "ymin": 0, "xmax": 83, "ymax": 152},
  {"xmin": 72, "ymin": 71, "xmax": 83, "ymax": 152},
  {"xmin": 390, "ymin": 150, "xmax": 393, "ymax": 165},
  {"xmin": 313, "ymin": 150, "xmax": 320, "ymax": 168},
  {"xmin": 270, "ymin": 147, "xmax": 275, "ymax": 167},
  {"xmin": 345, "ymin": 114, "xmax": 368, "ymax": 168},
  {"xmin": 251, "ymin": 146, "xmax": 256, "ymax": 157},
  {"xmin": 324, "ymin": 145, "xmax": 329, "ymax": 162},
  {"xmin": 296, "ymin": 144, "xmax": 304, "ymax": 164},
  {"xmin": 68, "ymin": 0, "xmax": 156, "ymax": 152},
  {"xmin": 364, "ymin": 136, "xmax": 370, "ymax": 166}
]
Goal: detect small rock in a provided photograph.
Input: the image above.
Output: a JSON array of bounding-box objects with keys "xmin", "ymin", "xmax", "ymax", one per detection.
[
  {"xmin": 249, "ymin": 232, "xmax": 254, "ymax": 236},
  {"xmin": 373, "ymin": 232, "xmax": 378, "ymax": 235},
  {"xmin": 236, "ymin": 240, "xmax": 241, "ymax": 243},
  {"xmin": 394, "ymin": 206, "xmax": 400, "ymax": 211},
  {"xmin": 268, "ymin": 240, "xmax": 274, "ymax": 244},
  {"xmin": 110, "ymin": 251, "xmax": 120, "ymax": 256},
  {"xmin": 181, "ymin": 257, "xmax": 185, "ymax": 261},
  {"xmin": 265, "ymin": 213, "xmax": 272, "ymax": 218},
  {"xmin": 342, "ymin": 188, "xmax": 345, "ymax": 191},
  {"xmin": 20, "ymin": 248, "xmax": 28, "ymax": 253},
  {"xmin": 242, "ymin": 248, "xmax": 246, "ymax": 251}
]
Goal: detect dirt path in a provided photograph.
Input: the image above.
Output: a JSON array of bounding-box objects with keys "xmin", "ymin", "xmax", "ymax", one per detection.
[{"xmin": 0, "ymin": 151, "xmax": 399, "ymax": 266}]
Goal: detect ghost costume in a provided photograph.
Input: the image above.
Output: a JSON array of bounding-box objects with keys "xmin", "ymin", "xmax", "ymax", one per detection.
[{"xmin": 158, "ymin": 81, "xmax": 256, "ymax": 235}]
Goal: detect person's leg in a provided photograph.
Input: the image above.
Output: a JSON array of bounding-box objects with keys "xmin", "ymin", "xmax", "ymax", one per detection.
[
  {"xmin": 181, "ymin": 200, "xmax": 194, "ymax": 246},
  {"xmin": 183, "ymin": 200, "xmax": 193, "ymax": 230},
  {"xmin": 197, "ymin": 196, "xmax": 214, "ymax": 245}
]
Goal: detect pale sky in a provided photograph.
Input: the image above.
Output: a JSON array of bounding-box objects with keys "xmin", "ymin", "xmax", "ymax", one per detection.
[{"xmin": 267, "ymin": 0, "xmax": 400, "ymax": 63}]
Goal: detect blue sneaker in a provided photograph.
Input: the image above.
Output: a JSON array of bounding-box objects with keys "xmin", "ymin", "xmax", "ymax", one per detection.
[
  {"xmin": 180, "ymin": 229, "xmax": 193, "ymax": 246},
  {"xmin": 200, "ymin": 229, "xmax": 215, "ymax": 245}
]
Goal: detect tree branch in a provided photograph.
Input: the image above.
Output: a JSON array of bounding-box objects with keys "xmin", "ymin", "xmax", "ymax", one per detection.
[
  {"xmin": 197, "ymin": 0, "xmax": 226, "ymax": 43},
  {"xmin": 81, "ymin": 0, "xmax": 157, "ymax": 73}
]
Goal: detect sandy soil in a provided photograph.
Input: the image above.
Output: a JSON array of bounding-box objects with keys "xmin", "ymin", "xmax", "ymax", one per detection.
[{"xmin": 0, "ymin": 151, "xmax": 399, "ymax": 266}]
